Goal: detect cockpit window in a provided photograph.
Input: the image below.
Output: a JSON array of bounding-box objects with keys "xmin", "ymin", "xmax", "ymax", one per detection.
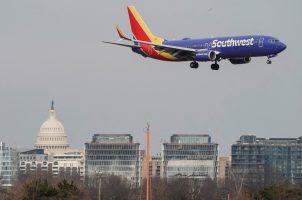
[{"xmin": 269, "ymin": 39, "xmax": 279, "ymax": 43}]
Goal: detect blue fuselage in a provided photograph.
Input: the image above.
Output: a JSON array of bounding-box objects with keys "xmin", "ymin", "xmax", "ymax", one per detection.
[{"xmin": 163, "ymin": 35, "xmax": 286, "ymax": 60}]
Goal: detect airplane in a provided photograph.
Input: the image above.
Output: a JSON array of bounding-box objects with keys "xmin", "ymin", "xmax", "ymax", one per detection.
[{"xmin": 103, "ymin": 6, "xmax": 287, "ymax": 70}]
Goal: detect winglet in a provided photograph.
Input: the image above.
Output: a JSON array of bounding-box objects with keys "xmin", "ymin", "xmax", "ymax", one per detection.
[{"xmin": 115, "ymin": 24, "xmax": 131, "ymax": 41}]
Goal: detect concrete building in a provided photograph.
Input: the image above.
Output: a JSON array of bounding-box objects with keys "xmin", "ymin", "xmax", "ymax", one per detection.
[
  {"xmin": 85, "ymin": 134, "xmax": 141, "ymax": 186},
  {"xmin": 34, "ymin": 101, "xmax": 69, "ymax": 154},
  {"xmin": 150, "ymin": 154, "xmax": 163, "ymax": 177},
  {"xmin": 0, "ymin": 142, "xmax": 17, "ymax": 187},
  {"xmin": 232, "ymin": 135, "xmax": 302, "ymax": 186},
  {"xmin": 162, "ymin": 134, "xmax": 218, "ymax": 180},
  {"xmin": 19, "ymin": 149, "xmax": 49, "ymax": 175},
  {"xmin": 52, "ymin": 151, "xmax": 84, "ymax": 178},
  {"xmin": 218, "ymin": 156, "xmax": 231, "ymax": 186},
  {"xmin": 19, "ymin": 149, "xmax": 84, "ymax": 179},
  {"xmin": 141, "ymin": 153, "xmax": 163, "ymax": 179}
]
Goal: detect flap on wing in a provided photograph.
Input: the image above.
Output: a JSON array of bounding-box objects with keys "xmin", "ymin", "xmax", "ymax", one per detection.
[{"xmin": 155, "ymin": 47, "xmax": 195, "ymax": 59}]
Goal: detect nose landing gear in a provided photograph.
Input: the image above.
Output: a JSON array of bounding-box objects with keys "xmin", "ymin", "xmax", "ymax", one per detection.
[
  {"xmin": 266, "ymin": 55, "xmax": 276, "ymax": 64},
  {"xmin": 266, "ymin": 59, "xmax": 272, "ymax": 64}
]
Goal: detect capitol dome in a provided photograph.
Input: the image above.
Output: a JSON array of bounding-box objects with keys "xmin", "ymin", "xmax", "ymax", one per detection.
[{"xmin": 35, "ymin": 101, "xmax": 70, "ymax": 153}]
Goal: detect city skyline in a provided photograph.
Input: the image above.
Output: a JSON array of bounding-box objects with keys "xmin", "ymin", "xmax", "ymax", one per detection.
[
  {"xmin": 2, "ymin": 100, "xmax": 301, "ymax": 156},
  {"xmin": 0, "ymin": 0, "xmax": 301, "ymax": 155}
]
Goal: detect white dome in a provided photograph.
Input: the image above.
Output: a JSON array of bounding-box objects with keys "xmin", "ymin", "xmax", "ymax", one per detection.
[
  {"xmin": 39, "ymin": 110, "xmax": 65, "ymax": 135},
  {"xmin": 35, "ymin": 101, "xmax": 69, "ymax": 153}
]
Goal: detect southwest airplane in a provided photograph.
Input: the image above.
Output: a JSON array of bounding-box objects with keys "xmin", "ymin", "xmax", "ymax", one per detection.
[{"xmin": 104, "ymin": 6, "xmax": 287, "ymax": 70}]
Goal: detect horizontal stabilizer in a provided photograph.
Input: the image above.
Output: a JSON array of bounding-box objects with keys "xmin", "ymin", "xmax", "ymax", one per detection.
[{"xmin": 102, "ymin": 41, "xmax": 140, "ymax": 48}]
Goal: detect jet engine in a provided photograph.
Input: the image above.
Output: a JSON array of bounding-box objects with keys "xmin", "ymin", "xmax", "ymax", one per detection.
[
  {"xmin": 194, "ymin": 50, "xmax": 217, "ymax": 62},
  {"xmin": 229, "ymin": 57, "xmax": 251, "ymax": 64}
]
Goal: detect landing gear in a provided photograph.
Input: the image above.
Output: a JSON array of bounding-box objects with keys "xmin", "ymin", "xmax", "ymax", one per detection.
[
  {"xmin": 211, "ymin": 62, "xmax": 220, "ymax": 70},
  {"xmin": 190, "ymin": 61, "xmax": 199, "ymax": 69},
  {"xmin": 266, "ymin": 59, "xmax": 272, "ymax": 64}
]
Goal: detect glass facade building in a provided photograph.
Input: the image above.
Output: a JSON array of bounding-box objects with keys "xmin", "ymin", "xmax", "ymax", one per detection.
[
  {"xmin": 163, "ymin": 134, "xmax": 218, "ymax": 180},
  {"xmin": 232, "ymin": 135, "xmax": 302, "ymax": 186},
  {"xmin": 0, "ymin": 142, "xmax": 17, "ymax": 187},
  {"xmin": 85, "ymin": 134, "xmax": 140, "ymax": 186},
  {"xmin": 171, "ymin": 134, "xmax": 211, "ymax": 144}
]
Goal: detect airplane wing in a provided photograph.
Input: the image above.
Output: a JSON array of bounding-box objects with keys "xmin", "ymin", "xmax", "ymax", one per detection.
[
  {"xmin": 104, "ymin": 40, "xmax": 198, "ymax": 60},
  {"xmin": 103, "ymin": 39, "xmax": 199, "ymax": 59}
]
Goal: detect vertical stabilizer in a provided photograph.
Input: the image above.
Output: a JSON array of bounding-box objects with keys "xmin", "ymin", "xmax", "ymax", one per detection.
[{"xmin": 127, "ymin": 6, "xmax": 163, "ymax": 44}]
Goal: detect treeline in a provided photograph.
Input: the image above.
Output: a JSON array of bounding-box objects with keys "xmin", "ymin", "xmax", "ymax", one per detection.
[{"xmin": 1, "ymin": 175, "xmax": 302, "ymax": 199}]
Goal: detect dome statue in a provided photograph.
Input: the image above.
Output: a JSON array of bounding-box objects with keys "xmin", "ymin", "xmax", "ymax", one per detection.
[{"xmin": 34, "ymin": 101, "xmax": 70, "ymax": 154}]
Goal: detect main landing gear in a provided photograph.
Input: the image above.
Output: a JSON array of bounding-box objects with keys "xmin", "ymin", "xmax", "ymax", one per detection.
[
  {"xmin": 190, "ymin": 61, "xmax": 199, "ymax": 69},
  {"xmin": 189, "ymin": 60, "xmax": 220, "ymax": 70},
  {"xmin": 211, "ymin": 61, "xmax": 220, "ymax": 70}
]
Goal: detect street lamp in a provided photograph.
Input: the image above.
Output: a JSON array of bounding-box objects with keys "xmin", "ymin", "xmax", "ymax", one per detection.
[{"xmin": 95, "ymin": 170, "xmax": 103, "ymax": 200}]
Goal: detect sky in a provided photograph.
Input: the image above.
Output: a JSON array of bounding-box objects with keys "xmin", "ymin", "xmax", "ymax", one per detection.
[{"xmin": 0, "ymin": 0, "xmax": 301, "ymax": 155}]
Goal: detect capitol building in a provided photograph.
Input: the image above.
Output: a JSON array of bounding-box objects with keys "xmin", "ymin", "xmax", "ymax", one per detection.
[
  {"xmin": 17, "ymin": 101, "xmax": 85, "ymax": 179},
  {"xmin": 35, "ymin": 101, "xmax": 70, "ymax": 154}
]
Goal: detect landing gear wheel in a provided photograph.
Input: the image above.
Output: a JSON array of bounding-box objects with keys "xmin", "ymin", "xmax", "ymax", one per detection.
[
  {"xmin": 266, "ymin": 59, "xmax": 272, "ymax": 64},
  {"xmin": 211, "ymin": 63, "xmax": 220, "ymax": 70},
  {"xmin": 190, "ymin": 62, "xmax": 199, "ymax": 69}
]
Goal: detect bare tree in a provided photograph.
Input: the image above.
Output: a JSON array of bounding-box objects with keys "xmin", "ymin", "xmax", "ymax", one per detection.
[
  {"xmin": 225, "ymin": 169, "xmax": 253, "ymax": 200},
  {"xmin": 86, "ymin": 174, "xmax": 134, "ymax": 200},
  {"xmin": 150, "ymin": 177, "xmax": 169, "ymax": 200},
  {"xmin": 0, "ymin": 187, "xmax": 9, "ymax": 200},
  {"xmin": 6, "ymin": 174, "xmax": 91, "ymax": 200}
]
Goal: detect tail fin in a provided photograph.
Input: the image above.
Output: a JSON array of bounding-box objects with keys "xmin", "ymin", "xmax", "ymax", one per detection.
[
  {"xmin": 115, "ymin": 24, "xmax": 131, "ymax": 41},
  {"xmin": 127, "ymin": 6, "xmax": 163, "ymax": 43}
]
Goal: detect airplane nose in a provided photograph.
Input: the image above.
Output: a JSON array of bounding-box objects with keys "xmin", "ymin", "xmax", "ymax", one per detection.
[{"xmin": 280, "ymin": 42, "xmax": 287, "ymax": 51}]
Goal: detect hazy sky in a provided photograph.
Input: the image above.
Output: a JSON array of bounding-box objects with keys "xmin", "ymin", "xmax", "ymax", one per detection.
[{"xmin": 0, "ymin": 0, "xmax": 301, "ymax": 155}]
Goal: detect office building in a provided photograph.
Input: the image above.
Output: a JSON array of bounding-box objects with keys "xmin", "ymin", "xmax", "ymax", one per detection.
[
  {"xmin": 19, "ymin": 149, "xmax": 84, "ymax": 179},
  {"xmin": 85, "ymin": 134, "xmax": 141, "ymax": 186},
  {"xmin": 162, "ymin": 134, "xmax": 218, "ymax": 180},
  {"xmin": 218, "ymin": 156, "xmax": 231, "ymax": 186},
  {"xmin": 232, "ymin": 135, "xmax": 302, "ymax": 186},
  {"xmin": 141, "ymin": 153, "xmax": 163, "ymax": 179},
  {"xmin": 0, "ymin": 142, "xmax": 17, "ymax": 187}
]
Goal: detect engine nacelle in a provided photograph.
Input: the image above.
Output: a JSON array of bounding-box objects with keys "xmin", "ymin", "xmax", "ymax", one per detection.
[
  {"xmin": 229, "ymin": 57, "xmax": 251, "ymax": 64},
  {"xmin": 194, "ymin": 50, "xmax": 216, "ymax": 62}
]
